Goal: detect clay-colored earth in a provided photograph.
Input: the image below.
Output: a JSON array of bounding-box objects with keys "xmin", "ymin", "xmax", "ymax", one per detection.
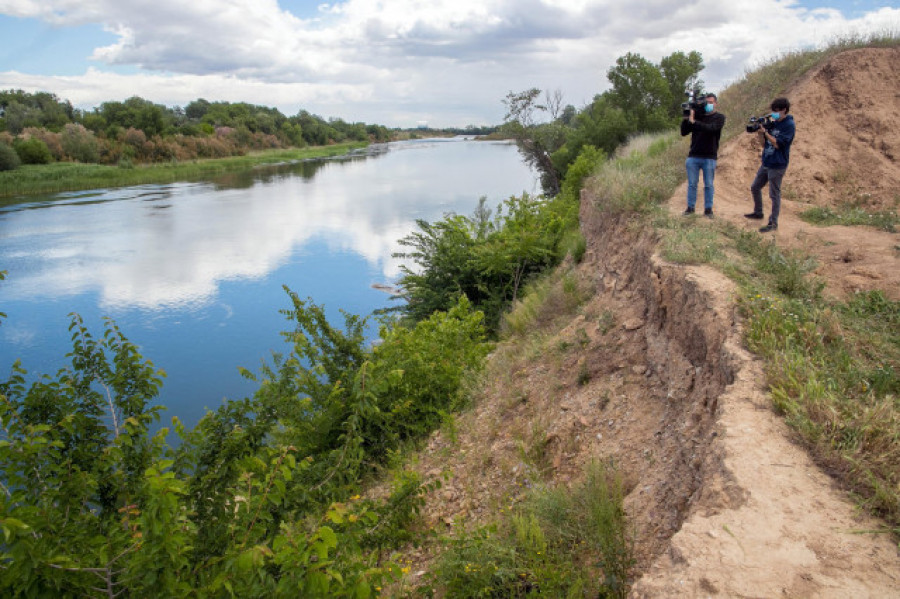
[{"xmin": 381, "ymin": 47, "xmax": 900, "ymax": 597}]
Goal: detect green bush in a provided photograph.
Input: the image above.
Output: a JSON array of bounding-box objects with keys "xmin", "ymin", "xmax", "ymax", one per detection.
[
  {"xmin": 61, "ymin": 123, "xmax": 100, "ymax": 163},
  {"xmin": 396, "ymin": 194, "xmax": 571, "ymax": 333},
  {"xmin": 0, "ymin": 288, "xmax": 490, "ymax": 596},
  {"xmin": 14, "ymin": 137, "xmax": 53, "ymax": 164},
  {"xmin": 0, "ymin": 143, "xmax": 20, "ymax": 171}
]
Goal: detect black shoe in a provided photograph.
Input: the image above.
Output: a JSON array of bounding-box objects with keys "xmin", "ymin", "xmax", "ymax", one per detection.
[
  {"xmin": 682, "ymin": 207, "xmax": 695, "ymax": 215},
  {"xmin": 704, "ymin": 208, "xmax": 714, "ymax": 218},
  {"xmin": 759, "ymin": 223, "xmax": 778, "ymax": 233},
  {"xmin": 744, "ymin": 212, "xmax": 764, "ymax": 220}
]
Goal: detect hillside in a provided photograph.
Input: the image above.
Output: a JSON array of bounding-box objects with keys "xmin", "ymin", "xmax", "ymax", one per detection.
[{"xmin": 384, "ymin": 46, "xmax": 900, "ymax": 596}]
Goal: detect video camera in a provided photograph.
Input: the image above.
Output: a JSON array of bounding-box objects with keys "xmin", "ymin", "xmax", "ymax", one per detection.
[
  {"xmin": 681, "ymin": 79, "xmax": 706, "ymax": 117},
  {"xmin": 746, "ymin": 115, "xmax": 775, "ymax": 133}
]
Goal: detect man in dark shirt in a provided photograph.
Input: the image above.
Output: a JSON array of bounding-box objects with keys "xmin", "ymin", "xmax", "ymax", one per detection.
[
  {"xmin": 745, "ymin": 97, "xmax": 796, "ymax": 232},
  {"xmin": 680, "ymin": 93, "xmax": 726, "ymax": 218}
]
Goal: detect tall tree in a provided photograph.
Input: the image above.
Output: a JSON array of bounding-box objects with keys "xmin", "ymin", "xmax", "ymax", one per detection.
[
  {"xmin": 660, "ymin": 51, "xmax": 705, "ymax": 118},
  {"xmin": 605, "ymin": 52, "xmax": 672, "ymax": 132}
]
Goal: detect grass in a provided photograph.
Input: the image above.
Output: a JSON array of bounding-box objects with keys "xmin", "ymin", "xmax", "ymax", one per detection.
[
  {"xmin": 423, "ymin": 461, "xmax": 633, "ymax": 598},
  {"xmin": 584, "ymin": 132, "xmax": 684, "ymax": 215},
  {"xmin": 0, "ymin": 142, "xmax": 367, "ymax": 199},
  {"xmin": 501, "ymin": 267, "xmax": 593, "ymax": 338},
  {"xmin": 658, "ymin": 215, "xmax": 723, "ymax": 264},
  {"xmin": 740, "ymin": 285, "xmax": 899, "ymax": 528},
  {"xmin": 800, "ymin": 204, "xmax": 899, "ymax": 232}
]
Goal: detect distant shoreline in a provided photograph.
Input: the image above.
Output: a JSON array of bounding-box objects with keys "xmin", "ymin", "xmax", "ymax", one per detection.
[{"xmin": 0, "ymin": 142, "xmax": 367, "ymax": 200}]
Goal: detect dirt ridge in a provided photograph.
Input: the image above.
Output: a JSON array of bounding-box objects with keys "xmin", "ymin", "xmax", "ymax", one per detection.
[{"xmin": 388, "ymin": 47, "xmax": 900, "ymax": 595}]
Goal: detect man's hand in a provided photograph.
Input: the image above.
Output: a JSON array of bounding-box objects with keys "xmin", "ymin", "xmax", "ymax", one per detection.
[
  {"xmin": 688, "ymin": 109, "xmax": 696, "ymax": 124},
  {"xmin": 758, "ymin": 128, "xmax": 778, "ymax": 148}
]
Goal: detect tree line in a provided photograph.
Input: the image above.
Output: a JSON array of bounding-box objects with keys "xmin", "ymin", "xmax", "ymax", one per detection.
[
  {"xmin": 503, "ymin": 50, "xmax": 704, "ymax": 196},
  {"xmin": 0, "ymin": 91, "xmax": 393, "ymax": 169}
]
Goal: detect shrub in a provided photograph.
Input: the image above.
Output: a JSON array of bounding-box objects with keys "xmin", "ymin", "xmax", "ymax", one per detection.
[
  {"xmin": 13, "ymin": 137, "xmax": 53, "ymax": 164},
  {"xmin": 61, "ymin": 123, "xmax": 99, "ymax": 163},
  {"xmin": 0, "ymin": 143, "xmax": 21, "ymax": 171},
  {"xmin": 396, "ymin": 194, "xmax": 570, "ymax": 333},
  {"xmin": 22, "ymin": 127, "xmax": 64, "ymax": 160},
  {"xmin": 121, "ymin": 127, "xmax": 147, "ymax": 153}
]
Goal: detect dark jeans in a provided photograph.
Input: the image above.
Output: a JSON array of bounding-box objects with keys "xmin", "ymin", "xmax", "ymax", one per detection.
[{"xmin": 750, "ymin": 165, "xmax": 787, "ymax": 225}]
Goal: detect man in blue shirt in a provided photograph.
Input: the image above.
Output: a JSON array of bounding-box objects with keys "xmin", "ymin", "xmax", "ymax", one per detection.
[{"xmin": 745, "ymin": 97, "xmax": 796, "ymax": 232}]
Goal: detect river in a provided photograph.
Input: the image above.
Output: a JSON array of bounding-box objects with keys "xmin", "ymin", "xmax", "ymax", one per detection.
[{"xmin": 0, "ymin": 137, "xmax": 537, "ymax": 430}]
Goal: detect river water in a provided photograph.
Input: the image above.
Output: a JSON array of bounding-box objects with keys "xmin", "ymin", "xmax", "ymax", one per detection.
[{"xmin": 0, "ymin": 137, "xmax": 537, "ymax": 430}]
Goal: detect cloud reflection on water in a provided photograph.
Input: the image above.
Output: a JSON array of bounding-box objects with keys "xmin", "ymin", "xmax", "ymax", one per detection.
[{"xmin": 0, "ymin": 139, "xmax": 537, "ymax": 311}]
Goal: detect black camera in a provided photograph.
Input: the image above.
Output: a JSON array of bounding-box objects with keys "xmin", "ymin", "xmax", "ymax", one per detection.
[
  {"xmin": 746, "ymin": 115, "xmax": 774, "ymax": 133},
  {"xmin": 681, "ymin": 85, "xmax": 707, "ymax": 117}
]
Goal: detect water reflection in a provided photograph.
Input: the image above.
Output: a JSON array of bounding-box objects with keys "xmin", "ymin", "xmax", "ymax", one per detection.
[
  {"xmin": 0, "ymin": 138, "xmax": 536, "ymax": 427},
  {"xmin": 1, "ymin": 139, "xmax": 534, "ymax": 311}
]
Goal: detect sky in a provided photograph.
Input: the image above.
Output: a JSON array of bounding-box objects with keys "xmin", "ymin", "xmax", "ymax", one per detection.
[{"xmin": 0, "ymin": 1, "xmax": 897, "ymax": 128}]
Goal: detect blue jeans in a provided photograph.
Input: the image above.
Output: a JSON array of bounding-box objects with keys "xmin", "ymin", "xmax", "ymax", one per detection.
[{"xmin": 685, "ymin": 157, "xmax": 717, "ymax": 210}]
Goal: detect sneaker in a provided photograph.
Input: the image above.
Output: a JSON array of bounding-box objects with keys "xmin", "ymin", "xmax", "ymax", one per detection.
[
  {"xmin": 759, "ymin": 223, "xmax": 778, "ymax": 233},
  {"xmin": 704, "ymin": 208, "xmax": 714, "ymax": 218},
  {"xmin": 744, "ymin": 212, "xmax": 764, "ymax": 220},
  {"xmin": 682, "ymin": 207, "xmax": 695, "ymax": 215}
]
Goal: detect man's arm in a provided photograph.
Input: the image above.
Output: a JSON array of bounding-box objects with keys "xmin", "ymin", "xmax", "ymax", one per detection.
[
  {"xmin": 691, "ymin": 113, "xmax": 725, "ymax": 133},
  {"xmin": 761, "ymin": 120, "xmax": 794, "ymax": 149}
]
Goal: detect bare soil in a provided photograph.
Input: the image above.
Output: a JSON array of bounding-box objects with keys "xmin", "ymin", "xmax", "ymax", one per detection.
[{"xmin": 381, "ymin": 47, "xmax": 900, "ymax": 597}]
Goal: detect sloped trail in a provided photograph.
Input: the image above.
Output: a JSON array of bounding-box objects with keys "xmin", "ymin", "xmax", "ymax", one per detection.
[
  {"xmin": 631, "ymin": 75, "xmax": 900, "ymax": 592},
  {"xmin": 626, "ymin": 181, "xmax": 900, "ymax": 596}
]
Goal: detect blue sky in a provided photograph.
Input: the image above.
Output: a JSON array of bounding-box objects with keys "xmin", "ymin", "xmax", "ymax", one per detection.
[{"xmin": 0, "ymin": 0, "xmax": 897, "ymax": 127}]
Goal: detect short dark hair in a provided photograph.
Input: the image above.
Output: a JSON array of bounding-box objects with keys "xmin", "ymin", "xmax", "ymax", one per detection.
[
  {"xmin": 771, "ymin": 97, "xmax": 790, "ymax": 113},
  {"xmin": 705, "ymin": 93, "xmax": 717, "ymax": 101}
]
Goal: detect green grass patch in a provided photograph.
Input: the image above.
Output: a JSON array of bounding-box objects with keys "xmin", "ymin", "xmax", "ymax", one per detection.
[
  {"xmin": 423, "ymin": 461, "xmax": 634, "ymax": 598},
  {"xmin": 800, "ymin": 205, "xmax": 899, "ymax": 232},
  {"xmin": 501, "ymin": 267, "xmax": 593, "ymax": 338},
  {"xmin": 0, "ymin": 142, "xmax": 366, "ymax": 199},
  {"xmin": 739, "ymin": 286, "xmax": 899, "ymax": 529},
  {"xmin": 658, "ymin": 215, "xmax": 723, "ymax": 265},
  {"xmin": 585, "ymin": 131, "xmax": 685, "ymax": 215}
]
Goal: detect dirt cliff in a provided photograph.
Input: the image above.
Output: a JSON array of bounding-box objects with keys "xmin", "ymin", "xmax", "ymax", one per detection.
[{"xmin": 389, "ymin": 47, "xmax": 900, "ymax": 596}]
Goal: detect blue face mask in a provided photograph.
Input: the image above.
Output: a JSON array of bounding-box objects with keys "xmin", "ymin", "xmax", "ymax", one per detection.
[
  {"xmin": 770, "ymin": 112, "xmax": 781, "ymax": 120},
  {"xmin": 704, "ymin": 103, "xmax": 714, "ymax": 114}
]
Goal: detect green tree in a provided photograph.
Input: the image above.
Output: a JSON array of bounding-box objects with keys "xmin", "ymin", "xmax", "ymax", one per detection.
[
  {"xmin": 551, "ymin": 95, "xmax": 631, "ymax": 175},
  {"xmin": 1, "ymin": 101, "xmax": 38, "ymax": 135},
  {"xmin": 605, "ymin": 52, "xmax": 672, "ymax": 132},
  {"xmin": 0, "ymin": 90, "xmax": 73, "ymax": 133},
  {"xmin": 61, "ymin": 123, "xmax": 99, "ymax": 163},
  {"xmin": 659, "ymin": 51, "xmax": 705, "ymax": 118},
  {"xmin": 185, "ymin": 98, "xmax": 211, "ymax": 121},
  {"xmin": 0, "ymin": 295, "xmax": 486, "ymax": 596}
]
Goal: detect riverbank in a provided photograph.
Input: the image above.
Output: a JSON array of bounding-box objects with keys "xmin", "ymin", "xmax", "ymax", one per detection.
[{"xmin": 0, "ymin": 142, "xmax": 367, "ymax": 200}]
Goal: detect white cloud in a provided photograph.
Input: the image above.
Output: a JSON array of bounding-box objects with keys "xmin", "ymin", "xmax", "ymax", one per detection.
[{"xmin": 0, "ymin": 0, "xmax": 897, "ymax": 126}]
